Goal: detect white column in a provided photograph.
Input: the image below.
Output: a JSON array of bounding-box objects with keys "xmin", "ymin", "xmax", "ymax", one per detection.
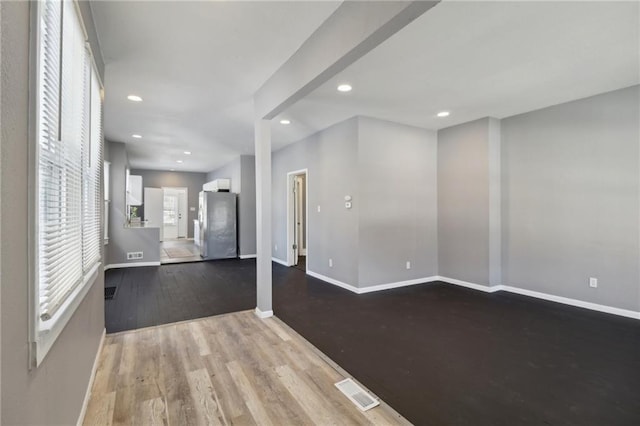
[{"xmin": 254, "ymin": 118, "xmax": 273, "ymax": 318}]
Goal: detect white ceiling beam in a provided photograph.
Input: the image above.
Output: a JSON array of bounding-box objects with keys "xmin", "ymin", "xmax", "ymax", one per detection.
[{"xmin": 254, "ymin": 0, "xmax": 440, "ymax": 120}]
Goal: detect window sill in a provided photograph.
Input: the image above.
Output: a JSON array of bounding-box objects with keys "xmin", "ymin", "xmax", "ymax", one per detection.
[{"xmin": 33, "ymin": 263, "xmax": 102, "ymax": 367}]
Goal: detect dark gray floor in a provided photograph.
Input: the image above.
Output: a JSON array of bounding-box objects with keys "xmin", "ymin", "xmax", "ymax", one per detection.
[{"xmin": 105, "ymin": 260, "xmax": 640, "ymax": 426}]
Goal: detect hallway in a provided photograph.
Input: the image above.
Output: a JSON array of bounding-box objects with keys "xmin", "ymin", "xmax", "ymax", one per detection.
[{"xmin": 160, "ymin": 239, "xmax": 202, "ymax": 264}]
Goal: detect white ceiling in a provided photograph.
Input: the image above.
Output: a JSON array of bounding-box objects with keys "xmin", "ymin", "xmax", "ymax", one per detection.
[
  {"xmin": 91, "ymin": 0, "xmax": 342, "ymax": 172},
  {"xmin": 273, "ymin": 0, "xmax": 639, "ymax": 149},
  {"xmin": 94, "ymin": 1, "xmax": 639, "ymax": 173}
]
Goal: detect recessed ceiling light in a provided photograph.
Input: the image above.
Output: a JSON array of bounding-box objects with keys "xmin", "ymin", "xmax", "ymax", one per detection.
[
  {"xmin": 279, "ymin": 119, "xmax": 291, "ymax": 125},
  {"xmin": 437, "ymin": 111, "xmax": 450, "ymax": 117},
  {"xmin": 176, "ymin": 160, "xmax": 183, "ymax": 164},
  {"xmin": 337, "ymin": 84, "xmax": 352, "ymax": 92},
  {"xmin": 127, "ymin": 95, "xmax": 143, "ymax": 102},
  {"xmin": 132, "ymin": 134, "xmax": 142, "ymax": 139},
  {"xmin": 184, "ymin": 151, "xmax": 191, "ymax": 155}
]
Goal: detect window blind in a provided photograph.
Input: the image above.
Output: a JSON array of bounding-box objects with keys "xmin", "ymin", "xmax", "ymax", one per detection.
[
  {"xmin": 83, "ymin": 64, "xmax": 103, "ymax": 271},
  {"xmin": 38, "ymin": 0, "xmax": 102, "ymax": 322}
]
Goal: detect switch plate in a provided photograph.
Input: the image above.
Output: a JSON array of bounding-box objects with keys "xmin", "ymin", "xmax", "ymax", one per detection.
[
  {"xmin": 589, "ymin": 277, "xmax": 598, "ymax": 288},
  {"xmin": 317, "ymin": 205, "xmax": 321, "ymax": 213},
  {"xmin": 406, "ymin": 261, "xmax": 411, "ymax": 270},
  {"xmin": 329, "ymin": 258, "xmax": 333, "ymax": 268}
]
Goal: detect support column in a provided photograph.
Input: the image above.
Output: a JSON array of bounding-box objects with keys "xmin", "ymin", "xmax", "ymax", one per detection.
[
  {"xmin": 254, "ymin": 119, "xmax": 273, "ymax": 318},
  {"xmin": 488, "ymin": 117, "xmax": 502, "ymax": 287}
]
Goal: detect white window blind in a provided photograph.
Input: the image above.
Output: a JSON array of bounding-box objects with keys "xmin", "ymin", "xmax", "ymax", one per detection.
[
  {"xmin": 37, "ymin": 0, "xmax": 102, "ymax": 325},
  {"xmin": 84, "ymin": 64, "xmax": 103, "ymax": 270}
]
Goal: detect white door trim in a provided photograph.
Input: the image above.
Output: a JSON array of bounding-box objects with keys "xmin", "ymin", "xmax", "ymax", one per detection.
[
  {"xmin": 286, "ymin": 169, "xmax": 308, "ymax": 269},
  {"xmin": 162, "ymin": 187, "xmax": 188, "ymax": 239}
]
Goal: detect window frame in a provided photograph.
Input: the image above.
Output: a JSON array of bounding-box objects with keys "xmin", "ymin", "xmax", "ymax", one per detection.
[{"xmin": 28, "ymin": 0, "xmax": 105, "ymax": 368}]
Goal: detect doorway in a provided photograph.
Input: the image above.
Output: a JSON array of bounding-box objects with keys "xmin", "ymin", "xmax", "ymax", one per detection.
[
  {"xmin": 287, "ymin": 169, "xmax": 308, "ymax": 271},
  {"xmin": 162, "ymin": 187, "xmax": 188, "ymax": 240}
]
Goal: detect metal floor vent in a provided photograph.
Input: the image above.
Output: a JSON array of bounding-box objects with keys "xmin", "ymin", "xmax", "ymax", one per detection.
[
  {"xmin": 104, "ymin": 286, "xmax": 117, "ymax": 300},
  {"xmin": 335, "ymin": 378, "xmax": 380, "ymax": 411}
]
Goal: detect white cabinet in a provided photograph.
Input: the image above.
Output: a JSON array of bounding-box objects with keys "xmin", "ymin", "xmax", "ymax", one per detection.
[{"xmin": 127, "ymin": 175, "xmax": 143, "ymax": 206}]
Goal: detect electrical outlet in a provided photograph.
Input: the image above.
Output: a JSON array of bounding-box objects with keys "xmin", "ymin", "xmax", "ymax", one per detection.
[
  {"xmin": 317, "ymin": 205, "xmax": 321, "ymax": 213},
  {"xmin": 127, "ymin": 251, "xmax": 143, "ymax": 260},
  {"xmin": 406, "ymin": 261, "xmax": 411, "ymax": 270},
  {"xmin": 329, "ymin": 258, "xmax": 333, "ymax": 268},
  {"xmin": 589, "ymin": 277, "xmax": 598, "ymax": 288},
  {"xmin": 274, "ymin": 244, "xmax": 278, "ymax": 251}
]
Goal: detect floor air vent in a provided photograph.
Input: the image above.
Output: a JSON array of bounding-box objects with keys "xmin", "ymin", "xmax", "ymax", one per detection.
[
  {"xmin": 105, "ymin": 287, "xmax": 117, "ymax": 300},
  {"xmin": 335, "ymin": 378, "xmax": 380, "ymax": 411}
]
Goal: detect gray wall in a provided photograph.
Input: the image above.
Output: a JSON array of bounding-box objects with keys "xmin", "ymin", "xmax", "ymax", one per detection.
[
  {"xmin": 272, "ymin": 116, "xmax": 438, "ymax": 288},
  {"xmin": 207, "ymin": 156, "xmax": 257, "ymax": 256},
  {"xmin": 240, "ymin": 155, "xmax": 257, "ymax": 256},
  {"xmin": 358, "ymin": 117, "xmax": 438, "ymax": 287},
  {"xmin": 502, "ymin": 86, "xmax": 640, "ymax": 311},
  {"xmin": 106, "ymin": 142, "xmax": 160, "ymax": 266},
  {"xmin": 438, "ymin": 118, "xmax": 492, "ymax": 285},
  {"xmin": 131, "ymin": 169, "xmax": 207, "ymax": 239},
  {"xmin": 207, "ymin": 157, "xmax": 241, "ymax": 193},
  {"xmin": 273, "ymin": 118, "xmax": 360, "ymax": 285},
  {"xmin": 1, "ymin": 2, "xmax": 105, "ymax": 424}
]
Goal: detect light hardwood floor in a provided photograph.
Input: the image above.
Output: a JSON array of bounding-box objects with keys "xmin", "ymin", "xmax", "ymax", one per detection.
[{"xmin": 84, "ymin": 311, "xmax": 407, "ymax": 425}]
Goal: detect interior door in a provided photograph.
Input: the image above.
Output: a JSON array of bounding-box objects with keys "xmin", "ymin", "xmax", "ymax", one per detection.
[
  {"xmin": 295, "ymin": 176, "xmax": 304, "ymax": 257},
  {"xmin": 163, "ymin": 194, "xmax": 179, "ymax": 240},
  {"xmin": 144, "ymin": 187, "xmax": 163, "ymax": 241},
  {"xmin": 292, "ymin": 178, "xmax": 300, "ymax": 264}
]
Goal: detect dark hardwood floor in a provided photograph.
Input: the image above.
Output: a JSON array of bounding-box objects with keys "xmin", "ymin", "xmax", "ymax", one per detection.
[{"xmin": 105, "ymin": 261, "xmax": 640, "ymax": 425}]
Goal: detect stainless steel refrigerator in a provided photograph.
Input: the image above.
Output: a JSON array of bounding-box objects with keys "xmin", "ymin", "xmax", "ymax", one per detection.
[{"xmin": 199, "ymin": 191, "xmax": 237, "ymax": 260}]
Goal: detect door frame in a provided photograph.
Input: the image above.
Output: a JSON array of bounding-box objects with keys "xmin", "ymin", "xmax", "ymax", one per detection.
[
  {"xmin": 286, "ymin": 169, "xmax": 308, "ymax": 269},
  {"xmin": 162, "ymin": 187, "xmax": 188, "ymax": 239}
]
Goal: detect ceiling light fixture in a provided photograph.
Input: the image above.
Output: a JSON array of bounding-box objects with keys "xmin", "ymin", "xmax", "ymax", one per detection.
[
  {"xmin": 279, "ymin": 119, "xmax": 291, "ymax": 125},
  {"xmin": 437, "ymin": 111, "xmax": 450, "ymax": 117},
  {"xmin": 127, "ymin": 95, "xmax": 143, "ymax": 102},
  {"xmin": 132, "ymin": 134, "xmax": 142, "ymax": 139},
  {"xmin": 184, "ymin": 151, "xmax": 192, "ymax": 155},
  {"xmin": 337, "ymin": 84, "xmax": 352, "ymax": 92},
  {"xmin": 176, "ymin": 160, "xmax": 183, "ymax": 164}
]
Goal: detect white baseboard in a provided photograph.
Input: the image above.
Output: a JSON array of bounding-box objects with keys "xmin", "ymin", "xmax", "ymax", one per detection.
[
  {"xmin": 437, "ymin": 276, "xmax": 640, "ymax": 320},
  {"xmin": 240, "ymin": 254, "xmax": 257, "ymax": 259},
  {"xmin": 499, "ymin": 285, "xmax": 640, "ymax": 320},
  {"xmin": 307, "ymin": 271, "xmax": 438, "ymax": 295},
  {"xmin": 304, "ymin": 271, "xmax": 640, "ymax": 320},
  {"xmin": 254, "ymin": 307, "xmax": 274, "ymax": 319},
  {"xmin": 435, "ymin": 276, "xmax": 501, "ymax": 293},
  {"xmin": 104, "ymin": 261, "xmax": 161, "ymax": 270},
  {"xmin": 358, "ymin": 276, "xmax": 440, "ymax": 294},
  {"xmin": 307, "ymin": 270, "xmax": 360, "ymax": 293},
  {"xmin": 271, "ymin": 257, "xmax": 289, "ymax": 267},
  {"xmin": 76, "ymin": 328, "xmax": 106, "ymax": 426}
]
